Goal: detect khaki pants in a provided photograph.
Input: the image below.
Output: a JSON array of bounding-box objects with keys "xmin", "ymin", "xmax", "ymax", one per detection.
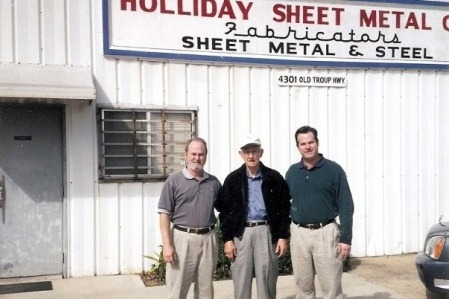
[
  {"xmin": 231, "ymin": 225, "xmax": 278, "ymax": 299},
  {"xmin": 166, "ymin": 228, "xmax": 218, "ymax": 299},
  {"xmin": 290, "ymin": 222, "xmax": 343, "ymax": 299}
]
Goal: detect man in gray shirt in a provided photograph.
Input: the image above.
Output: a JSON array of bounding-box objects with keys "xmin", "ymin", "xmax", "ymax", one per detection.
[{"xmin": 158, "ymin": 138, "xmax": 221, "ymax": 299}]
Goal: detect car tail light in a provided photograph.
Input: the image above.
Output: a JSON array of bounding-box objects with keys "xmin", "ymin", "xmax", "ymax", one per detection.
[{"xmin": 425, "ymin": 235, "xmax": 446, "ymax": 260}]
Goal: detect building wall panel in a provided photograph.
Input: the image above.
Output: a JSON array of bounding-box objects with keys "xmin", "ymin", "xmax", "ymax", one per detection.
[
  {"xmin": 308, "ymin": 70, "xmax": 332, "ymax": 147},
  {"xmin": 436, "ymin": 74, "xmax": 449, "ymax": 231},
  {"xmin": 383, "ymin": 71, "xmax": 403, "ymax": 255},
  {"xmin": 141, "ymin": 62, "xmax": 165, "ymax": 106},
  {"xmin": 231, "ymin": 66, "xmax": 250, "ymax": 164},
  {"xmin": 0, "ymin": 0, "xmax": 14, "ymax": 62},
  {"xmin": 97, "ymin": 183, "xmax": 119, "ymax": 275},
  {"xmin": 142, "ymin": 182, "xmax": 164, "ymax": 270},
  {"xmin": 166, "ymin": 63, "xmax": 187, "ymax": 106},
  {"xmin": 251, "ymin": 68, "xmax": 272, "ymax": 162},
  {"xmin": 418, "ymin": 73, "xmax": 438, "ymax": 239},
  {"xmin": 288, "ymin": 84, "xmax": 309, "ymax": 162},
  {"xmin": 364, "ymin": 71, "xmax": 385, "ymax": 256},
  {"xmin": 401, "ymin": 72, "xmax": 421, "ymax": 253},
  {"xmin": 66, "ymin": 0, "xmax": 92, "ymax": 66},
  {"xmin": 117, "ymin": 60, "xmax": 141, "ymax": 105},
  {"xmin": 94, "ymin": 57, "xmax": 117, "ymax": 105},
  {"xmin": 208, "ymin": 66, "xmax": 231, "ymax": 180},
  {"xmin": 119, "ymin": 183, "xmax": 143, "ymax": 274},
  {"xmin": 66, "ymin": 101, "xmax": 96, "ymax": 277},
  {"xmin": 346, "ymin": 70, "xmax": 368, "ymax": 256},
  {"xmin": 15, "ymin": 0, "xmax": 40, "ymax": 63},
  {"xmin": 327, "ymin": 69, "xmax": 349, "ymax": 166},
  {"xmin": 41, "ymin": 1, "xmax": 66, "ymax": 64},
  {"xmin": 269, "ymin": 68, "xmax": 291, "ymax": 173}
]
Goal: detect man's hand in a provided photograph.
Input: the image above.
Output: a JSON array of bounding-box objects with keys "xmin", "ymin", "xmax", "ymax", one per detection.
[
  {"xmin": 162, "ymin": 244, "xmax": 177, "ymax": 264},
  {"xmin": 275, "ymin": 238, "xmax": 288, "ymax": 258},
  {"xmin": 159, "ymin": 214, "xmax": 177, "ymax": 264},
  {"xmin": 338, "ymin": 243, "xmax": 351, "ymax": 261},
  {"xmin": 224, "ymin": 240, "xmax": 237, "ymax": 262}
]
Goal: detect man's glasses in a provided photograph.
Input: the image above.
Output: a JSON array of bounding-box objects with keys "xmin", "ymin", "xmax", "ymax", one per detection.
[{"xmin": 241, "ymin": 149, "xmax": 261, "ymax": 156}]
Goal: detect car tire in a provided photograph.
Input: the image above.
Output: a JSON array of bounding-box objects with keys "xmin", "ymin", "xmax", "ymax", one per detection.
[{"xmin": 426, "ymin": 289, "xmax": 449, "ymax": 299}]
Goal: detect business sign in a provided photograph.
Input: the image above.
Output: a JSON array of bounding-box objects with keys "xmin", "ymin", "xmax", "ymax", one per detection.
[{"xmin": 103, "ymin": 0, "xmax": 449, "ymax": 69}]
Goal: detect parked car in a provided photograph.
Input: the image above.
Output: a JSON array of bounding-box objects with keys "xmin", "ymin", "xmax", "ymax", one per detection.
[{"xmin": 416, "ymin": 219, "xmax": 449, "ymax": 298}]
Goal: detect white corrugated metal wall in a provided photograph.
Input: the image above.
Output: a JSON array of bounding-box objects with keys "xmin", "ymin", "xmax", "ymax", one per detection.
[{"xmin": 0, "ymin": 0, "xmax": 448, "ymax": 277}]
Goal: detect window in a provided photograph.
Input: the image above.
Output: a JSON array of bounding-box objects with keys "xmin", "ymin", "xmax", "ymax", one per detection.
[{"xmin": 99, "ymin": 109, "xmax": 196, "ymax": 180}]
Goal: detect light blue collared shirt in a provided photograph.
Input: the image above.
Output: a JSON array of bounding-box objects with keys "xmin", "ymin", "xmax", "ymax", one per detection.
[{"xmin": 246, "ymin": 170, "xmax": 267, "ymax": 221}]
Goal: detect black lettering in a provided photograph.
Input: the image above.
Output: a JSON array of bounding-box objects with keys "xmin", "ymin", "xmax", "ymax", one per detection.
[
  {"xmin": 182, "ymin": 36, "xmax": 194, "ymax": 49},
  {"xmin": 269, "ymin": 42, "xmax": 284, "ymax": 54},
  {"xmin": 376, "ymin": 46, "xmax": 385, "ymax": 57}
]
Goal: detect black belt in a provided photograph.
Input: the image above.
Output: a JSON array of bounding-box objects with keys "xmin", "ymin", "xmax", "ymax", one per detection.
[
  {"xmin": 173, "ymin": 224, "xmax": 215, "ymax": 234},
  {"xmin": 293, "ymin": 219, "xmax": 335, "ymax": 230},
  {"xmin": 245, "ymin": 220, "xmax": 268, "ymax": 227}
]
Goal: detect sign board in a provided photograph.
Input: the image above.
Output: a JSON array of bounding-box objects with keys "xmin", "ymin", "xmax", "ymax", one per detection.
[
  {"xmin": 277, "ymin": 72, "xmax": 347, "ymax": 87},
  {"xmin": 103, "ymin": 0, "xmax": 449, "ymax": 69}
]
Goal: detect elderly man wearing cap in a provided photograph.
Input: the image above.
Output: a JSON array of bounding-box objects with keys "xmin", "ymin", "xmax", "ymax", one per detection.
[{"xmin": 215, "ymin": 135, "xmax": 291, "ymax": 299}]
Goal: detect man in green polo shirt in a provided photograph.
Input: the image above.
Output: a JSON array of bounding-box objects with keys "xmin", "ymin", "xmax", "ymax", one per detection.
[{"xmin": 286, "ymin": 126, "xmax": 354, "ymax": 299}]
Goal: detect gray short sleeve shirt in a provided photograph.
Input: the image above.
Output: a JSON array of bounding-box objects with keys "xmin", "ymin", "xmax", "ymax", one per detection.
[{"xmin": 158, "ymin": 168, "xmax": 221, "ymax": 228}]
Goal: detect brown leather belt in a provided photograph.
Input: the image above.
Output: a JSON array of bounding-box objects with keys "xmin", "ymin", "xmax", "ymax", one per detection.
[
  {"xmin": 293, "ymin": 219, "xmax": 335, "ymax": 230},
  {"xmin": 173, "ymin": 224, "xmax": 215, "ymax": 234}
]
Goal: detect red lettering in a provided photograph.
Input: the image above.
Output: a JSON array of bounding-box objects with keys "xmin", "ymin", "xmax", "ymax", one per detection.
[
  {"xmin": 443, "ymin": 15, "xmax": 449, "ymax": 31},
  {"xmin": 391, "ymin": 11, "xmax": 405, "ymax": 28},
  {"xmin": 178, "ymin": 0, "xmax": 190, "ymax": 16},
  {"xmin": 272, "ymin": 4, "xmax": 344, "ymax": 25},
  {"xmin": 405, "ymin": 13, "xmax": 419, "ymax": 29},
  {"xmin": 360, "ymin": 10, "xmax": 377, "ymax": 27},
  {"xmin": 360, "ymin": 9, "xmax": 432, "ymax": 30},
  {"xmin": 236, "ymin": 1, "xmax": 253, "ymax": 20},
  {"xmin": 201, "ymin": 0, "xmax": 217, "ymax": 17},
  {"xmin": 219, "ymin": 0, "xmax": 236, "ymax": 19},
  {"xmin": 317, "ymin": 7, "xmax": 328, "ymax": 25},
  {"xmin": 303, "ymin": 6, "xmax": 314, "ymax": 24},
  {"xmin": 160, "ymin": 0, "xmax": 174, "ymax": 14},
  {"xmin": 121, "ymin": 0, "xmax": 136, "ymax": 11},
  {"xmin": 333, "ymin": 8, "xmax": 344, "ymax": 25},
  {"xmin": 378, "ymin": 10, "xmax": 389, "ymax": 28},
  {"xmin": 140, "ymin": 0, "xmax": 156, "ymax": 12}
]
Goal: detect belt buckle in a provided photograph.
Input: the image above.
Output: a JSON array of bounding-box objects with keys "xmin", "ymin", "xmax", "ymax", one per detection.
[{"xmin": 307, "ymin": 224, "xmax": 315, "ymax": 229}]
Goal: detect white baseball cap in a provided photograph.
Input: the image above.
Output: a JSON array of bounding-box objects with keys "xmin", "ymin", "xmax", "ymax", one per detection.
[{"xmin": 240, "ymin": 134, "xmax": 261, "ymax": 149}]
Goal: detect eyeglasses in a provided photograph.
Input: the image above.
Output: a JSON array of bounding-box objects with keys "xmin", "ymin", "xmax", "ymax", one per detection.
[{"xmin": 241, "ymin": 149, "xmax": 261, "ymax": 156}]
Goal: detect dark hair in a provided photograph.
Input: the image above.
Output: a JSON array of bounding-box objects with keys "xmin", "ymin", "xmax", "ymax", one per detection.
[
  {"xmin": 294, "ymin": 126, "xmax": 318, "ymax": 146},
  {"xmin": 185, "ymin": 137, "xmax": 208, "ymax": 154}
]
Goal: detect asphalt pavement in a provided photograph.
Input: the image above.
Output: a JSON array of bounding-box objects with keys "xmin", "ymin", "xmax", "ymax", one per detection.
[{"xmin": 0, "ymin": 272, "xmax": 412, "ymax": 299}]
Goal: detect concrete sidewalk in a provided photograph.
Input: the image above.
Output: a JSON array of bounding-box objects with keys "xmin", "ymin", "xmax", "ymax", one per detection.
[{"xmin": 0, "ymin": 273, "xmax": 412, "ymax": 299}]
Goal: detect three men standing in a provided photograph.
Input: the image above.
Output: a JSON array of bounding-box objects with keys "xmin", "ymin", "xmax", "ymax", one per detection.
[{"xmin": 158, "ymin": 128, "xmax": 354, "ymax": 299}]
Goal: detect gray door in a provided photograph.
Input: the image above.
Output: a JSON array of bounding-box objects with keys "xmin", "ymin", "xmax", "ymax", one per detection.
[{"xmin": 0, "ymin": 105, "xmax": 63, "ymax": 278}]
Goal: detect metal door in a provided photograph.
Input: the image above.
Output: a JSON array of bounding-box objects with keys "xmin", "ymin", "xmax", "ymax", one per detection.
[{"xmin": 0, "ymin": 105, "xmax": 63, "ymax": 278}]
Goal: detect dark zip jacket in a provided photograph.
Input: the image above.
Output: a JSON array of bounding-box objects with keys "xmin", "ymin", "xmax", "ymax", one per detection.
[{"xmin": 216, "ymin": 162, "xmax": 291, "ymax": 244}]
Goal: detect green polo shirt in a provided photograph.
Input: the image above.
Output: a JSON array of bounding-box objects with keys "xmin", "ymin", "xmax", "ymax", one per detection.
[{"xmin": 286, "ymin": 156, "xmax": 354, "ymax": 244}]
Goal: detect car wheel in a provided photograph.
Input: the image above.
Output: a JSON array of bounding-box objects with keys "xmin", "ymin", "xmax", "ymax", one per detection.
[{"xmin": 426, "ymin": 289, "xmax": 449, "ymax": 299}]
